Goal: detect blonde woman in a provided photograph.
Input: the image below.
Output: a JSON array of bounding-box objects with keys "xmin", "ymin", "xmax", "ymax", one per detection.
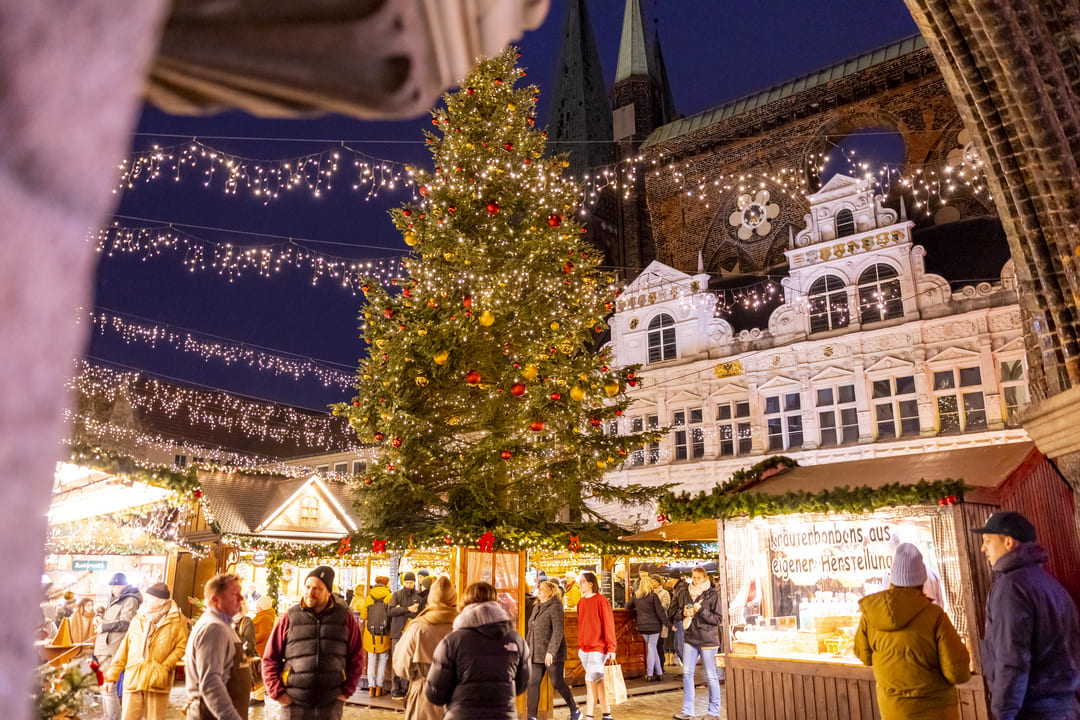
[
  {"xmin": 393, "ymin": 576, "xmax": 457, "ymax": 720},
  {"xmin": 526, "ymin": 580, "xmax": 580, "ymax": 720}
]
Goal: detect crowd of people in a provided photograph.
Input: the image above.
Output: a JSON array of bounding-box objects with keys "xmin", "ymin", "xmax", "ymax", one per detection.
[{"xmin": 38, "ymin": 509, "xmax": 1080, "ymax": 720}]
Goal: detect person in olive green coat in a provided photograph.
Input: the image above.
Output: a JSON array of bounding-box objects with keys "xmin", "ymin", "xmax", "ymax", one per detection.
[{"xmin": 855, "ymin": 543, "xmax": 971, "ymax": 720}]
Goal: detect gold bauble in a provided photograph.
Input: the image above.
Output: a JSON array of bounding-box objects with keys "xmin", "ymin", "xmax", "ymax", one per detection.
[
  {"xmin": 570, "ymin": 386, "xmax": 586, "ymax": 402},
  {"xmin": 604, "ymin": 382, "xmax": 620, "ymax": 396},
  {"xmin": 375, "ymin": 339, "xmax": 387, "ymax": 349},
  {"xmin": 557, "ymin": 338, "xmax": 575, "ymax": 354},
  {"xmin": 522, "ymin": 364, "xmax": 539, "ymax": 380},
  {"xmin": 596, "ymin": 460, "xmax": 607, "ymax": 469},
  {"xmin": 556, "ymin": 378, "xmax": 567, "ymax": 387},
  {"xmin": 443, "ymin": 252, "xmax": 456, "ymax": 261},
  {"xmin": 550, "ymin": 321, "xmax": 560, "ymax": 331},
  {"xmin": 404, "ymin": 232, "xmax": 418, "ymax": 246},
  {"xmin": 478, "ymin": 310, "xmax": 495, "ymax": 326},
  {"xmin": 434, "ymin": 350, "xmax": 449, "ymax": 365},
  {"xmin": 415, "ymin": 376, "xmax": 429, "ymax": 387},
  {"xmin": 417, "ymin": 328, "xmax": 428, "ymax": 336},
  {"xmin": 579, "ymin": 373, "xmax": 589, "ymax": 381}
]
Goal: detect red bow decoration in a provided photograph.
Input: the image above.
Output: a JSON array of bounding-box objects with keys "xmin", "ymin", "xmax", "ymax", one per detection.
[
  {"xmin": 372, "ymin": 538, "xmax": 387, "ymax": 554},
  {"xmin": 937, "ymin": 495, "xmax": 958, "ymax": 506},
  {"xmin": 568, "ymin": 534, "xmax": 582, "ymax": 552},
  {"xmin": 88, "ymin": 658, "xmax": 104, "ymax": 686},
  {"xmin": 478, "ymin": 530, "xmax": 495, "ymax": 553},
  {"xmin": 337, "ymin": 537, "xmax": 351, "ymax": 557}
]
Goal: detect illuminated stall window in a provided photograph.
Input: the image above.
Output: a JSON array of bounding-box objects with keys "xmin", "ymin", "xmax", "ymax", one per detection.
[
  {"xmin": 299, "ymin": 497, "xmax": 319, "ymax": 526},
  {"xmin": 723, "ymin": 506, "xmax": 966, "ymax": 664}
]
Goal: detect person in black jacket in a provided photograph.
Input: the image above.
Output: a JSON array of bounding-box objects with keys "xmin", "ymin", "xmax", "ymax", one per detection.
[
  {"xmin": 626, "ymin": 577, "xmax": 667, "ymax": 681},
  {"xmin": 673, "ymin": 567, "xmax": 722, "ymax": 720},
  {"xmin": 425, "ymin": 581, "xmax": 529, "ymax": 720},
  {"xmin": 667, "ymin": 570, "xmax": 690, "ymax": 665},
  {"xmin": 387, "ymin": 572, "xmax": 420, "ymax": 699},
  {"xmin": 525, "ymin": 581, "xmax": 581, "ymax": 720}
]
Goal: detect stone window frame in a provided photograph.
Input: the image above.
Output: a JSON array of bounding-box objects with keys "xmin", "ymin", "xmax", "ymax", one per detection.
[
  {"xmin": 867, "ymin": 370, "xmax": 921, "ymax": 440},
  {"xmin": 672, "ymin": 406, "xmax": 706, "ymax": 461},
  {"xmin": 352, "ymin": 459, "xmax": 367, "ymax": 475},
  {"xmin": 715, "ymin": 397, "xmax": 753, "ymax": 458},
  {"xmin": 807, "ymin": 272, "xmax": 851, "ymax": 334},
  {"xmin": 647, "ymin": 312, "xmax": 677, "ymax": 364},
  {"xmin": 629, "ymin": 412, "xmax": 661, "ymax": 466},
  {"xmin": 996, "ymin": 354, "xmax": 1028, "ymax": 427},
  {"xmin": 856, "ymin": 261, "xmax": 904, "ymax": 325},
  {"xmin": 835, "ymin": 208, "xmax": 856, "ymax": 238},
  {"xmin": 929, "ymin": 363, "xmax": 988, "ymax": 435},
  {"xmin": 763, "ymin": 384, "xmax": 804, "ymax": 451},
  {"xmin": 814, "ymin": 380, "xmax": 859, "ymax": 447},
  {"xmin": 333, "ymin": 462, "xmax": 348, "ymax": 475}
]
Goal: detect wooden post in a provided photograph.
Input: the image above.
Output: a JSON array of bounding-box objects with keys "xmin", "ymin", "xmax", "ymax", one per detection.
[
  {"xmin": 952, "ymin": 503, "xmax": 984, "ymax": 675},
  {"xmin": 717, "ymin": 518, "xmax": 732, "ymax": 719}
]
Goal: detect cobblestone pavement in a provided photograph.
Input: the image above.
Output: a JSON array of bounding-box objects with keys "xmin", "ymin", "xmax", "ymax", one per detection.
[{"xmin": 81, "ymin": 681, "xmax": 726, "ymax": 720}]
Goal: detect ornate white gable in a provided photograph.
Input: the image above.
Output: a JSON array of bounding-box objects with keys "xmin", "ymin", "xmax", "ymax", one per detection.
[{"xmin": 256, "ymin": 475, "xmax": 358, "ymax": 537}]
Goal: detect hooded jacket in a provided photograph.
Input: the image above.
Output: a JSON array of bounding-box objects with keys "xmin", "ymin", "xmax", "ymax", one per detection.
[
  {"xmin": 854, "ymin": 586, "xmax": 970, "ymax": 719},
  {"xmin": 981, "ymin": 542, "xmax": 1080, "ymax": 720},
  {"xmin": 393, "ymin": 594, "xmax": 457, "ymax": 720},
  {"xmin": 526, "ymin": 596, "xmax": 568, "ymax": 663},
  {"xmin": 360, "ymin": 584, "xmax": 394, "ymax": 653},
  {"xmin": 626, "ymin": 588, "xmax": 666, "ymax": 634},
  {"xmin": 94, "ymin": 585, "xmax": 142, "ymax": 661},
  {"xmin": 563, "ymin": 581, "xmax": 581, "ymax": 609},
  {"xmin": 253, "ymin": 606, "xmax": 276, "ymax": 657},
  {"xmin": 104, "ymin": 601, "xmax": 188, "ymax": 692},
  {"xmin": 424, "ymin": 601, "xmax": 529, "ymax": 720}
]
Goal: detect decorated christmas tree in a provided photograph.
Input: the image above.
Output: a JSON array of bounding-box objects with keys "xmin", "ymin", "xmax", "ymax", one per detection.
[{"xmin": 333, "ymin": 48, "xmax": 664, "ymax": 547}]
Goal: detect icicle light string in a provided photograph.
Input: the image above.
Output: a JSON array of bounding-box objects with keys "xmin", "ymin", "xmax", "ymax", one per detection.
[
  {"xmin": 71, "ymin": 360, "xmax": 354, "ymax": 448},
  {"xmin": 117, "ymin": 134, "xmax": 986, "ymax": 218},
  {"xmin": 88, "ymin": 307, "xmax": 356, "ymax": 389}
]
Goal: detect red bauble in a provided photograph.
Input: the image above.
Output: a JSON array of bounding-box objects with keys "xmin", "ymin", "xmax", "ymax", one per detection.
[
  {"xmin": 529, "ymin": 420, "xmax": 545, "ymax": 432},
  {"xmin": 500, "ymin": 450, "xmax": 513, "ymax": 460},
  {"xmin": 600, "ymin": 366, "xmax": 608, "ymax": 372},
  {"xmin": 657, "ymin": 513, "xmax": 668, "ymax": 523},
  {"xmin": 548, "ymin": 214, "xmax": 561, "ymax": 227},
  {"xmin": 563, "ymin": 262, "xmax": 574, "ymax": 274},
  {"xmin": 392, "ymin": 437, "xmax": 402, "ymax": 448},
  {"xmin": 419, "ymin": 186, "xmax": 429, "ymax": 196},
  {"xmin": 615, "ymin": 409, "xmax": 623, "ymax": 416},
  {"xmin": 353, "ymin": 400, "xmax": 360, "ymax": 406},
  {"xmin": 383, "ymin": 308, "xmax": 393, "ymax": 318},
  {"xmin": 527, "ymin": 117, "xmax": 535, "ymax": 125},
  {"xmin": 486, "ymin": 201, "xmax": 500, "ymax": 215},
  {"xmin": 550, "ymin": 392, "xmax": 561, "ymax": 401},
  {"xmin": 505, "ymin": 142, "xmax": 514, "ymax": 150},
  {"xmin": 402, "ymin": 288, "xmax": 411, "ymax": 297},
  {"xmin": 589, "ymin": 417, "xmax": 602, "ymax": 427},
  {"xmin": 466, "ymin": 370, "xmax": 481, "ymax": 385},
  {"xmin": 466, "ymin": 87, "xmax": 475, "ymax": 95},
  {"xmin": 627, "ymin": 379, "xmax": 638, "ymax": 387},
  {"xmin": 361, "ymin": 284, "xmax": 371, "ymax": 294},
  {"xmin": 364, "ymin": 477, "xmax": 372, "ymax": 484},
  {"xmin": 510, "ymin": 383, "xmax": 526, "ymax": 396},
  {"xmin": 627, "ymin": 372, "xmax": 636, "ymax": 379},
  {"xmin": 402, "ymin": 209, "xmax": 412, "ymax": 217},
  {"xmin": 493, "ymin": 78, "xmax": 503, "ymax": 85},
  {"xmin": 374, "ymin": 433, "xmax": 385, "ymax": 442},
  {"xmin": 463, "ymin": 296, "xmax": 473, "ymax": 308}
]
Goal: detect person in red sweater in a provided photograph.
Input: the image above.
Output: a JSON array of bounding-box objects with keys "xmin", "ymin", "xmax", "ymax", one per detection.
[{"xmin": 575, "ymin": 571, "xmax": 616, "ymax": 720}]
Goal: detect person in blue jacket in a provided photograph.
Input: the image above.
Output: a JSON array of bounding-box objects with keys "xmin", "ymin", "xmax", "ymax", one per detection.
[{"xmin": 973, "ymin": 511, "xmax": 1080, "ymax": 720}]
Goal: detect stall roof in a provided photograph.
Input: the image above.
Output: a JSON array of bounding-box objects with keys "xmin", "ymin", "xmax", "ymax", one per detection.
[{"xmin": 623, "ymin": 441, "xmax": 1037, "ymax": 542}]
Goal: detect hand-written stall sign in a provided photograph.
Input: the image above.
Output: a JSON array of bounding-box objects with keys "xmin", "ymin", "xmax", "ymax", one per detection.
[
  {"xmin": 72, "ymin": 559, "xmax": 108, "ymax": 572},
  {"xmin": 768, "ymin": 521, "xmax": 895, "ymax": 586}
]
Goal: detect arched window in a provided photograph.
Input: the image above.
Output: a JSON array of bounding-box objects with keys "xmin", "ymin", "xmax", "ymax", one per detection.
[
  {"xmin": 858, "ymin": 264, "xmax": 904, "ymax": 324},
  {"xmin": 835, "ymin": 209, "xmax": 856, "ymax": 237},
  {"xmin": 647, "ymin": 314, "xmax": 676, "ymax": 363},
  {"xmin": 808, "ymin": 274, "xmax": 849, "ymax": 333},
  {"xmin": 299, "ymin": 496, "xmax": 319, "ymax": 526}
]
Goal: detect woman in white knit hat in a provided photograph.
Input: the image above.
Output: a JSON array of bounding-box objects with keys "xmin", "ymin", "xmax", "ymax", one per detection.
[{"xmin": 854, "ymin": 543, "xmax": 971, "ymax": 719}]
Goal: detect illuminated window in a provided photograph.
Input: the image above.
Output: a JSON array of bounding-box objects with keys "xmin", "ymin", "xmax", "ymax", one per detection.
[
  {"xmin": 835, "ymin": 209, "xmax": 855, "ymax": 237},
  {"xmin": 647, "ymin": 314, "xmax": 676, "ymax": 363},
  {"xmin": 631, "ymin": 415, "xmax": 661, "ymax": 466},
  {"xmin": 299, "ymin": 496, "xmax": 319, "ymax": 525},
  {"xmin": 673, "ymin": 408, "xmax": 705, "ymax": 460},
  {"xmin": 999, "ymin": 359, "xmax": 1027, "ymax": 427},
  {"xmin": 765, "ymin": 391, "xmax": 803, "ymax": 451},
  {"xmin": 872, "ymin": 375, "xmax": 920, "ymax": 439},
  {"xmin": 717, "ymin": 400, "xmax": 752, "ymax": 457},
  {"xmin": 808, "ymin": 275, "xmax": 849, "ymax": 333},
  {"xmin": 858, "ymin": 264, "xmax": 903, "ymax": 324},
  {"xmin": 934, "ymin": 367, "xmax": 986, "ymax": 434},
  {"xmin": 816, "ymin": 383, "xmax": 859, "ymax": 446}
]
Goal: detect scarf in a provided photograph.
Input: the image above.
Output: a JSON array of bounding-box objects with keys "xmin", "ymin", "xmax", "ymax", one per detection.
[
  {"xmin": 684, "ymin": 577, "xmax": 711, "ymax": 629},
  {"xmin": 416, "ymin": 602, "xmax": 457, "ymax": 626}
]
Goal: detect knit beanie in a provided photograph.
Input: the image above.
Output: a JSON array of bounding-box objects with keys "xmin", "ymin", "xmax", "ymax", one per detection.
[
  {"xmin": 108, "ymin": 573, "xmax": 128, "ymax": 587},
  {"xmin": 402, "ymin": 571, "xmax": 416, "ymax": 582},
  {"xmin": 145, "ymin": 582, "xmax": 170, "ymax": 600},
  {"xmin": 890, "ymin": 543, "xmax": 928, "ymax": 587},
  {"xmin": 306, "ymin": 565, "xmax": 335, "ymax": 592}
]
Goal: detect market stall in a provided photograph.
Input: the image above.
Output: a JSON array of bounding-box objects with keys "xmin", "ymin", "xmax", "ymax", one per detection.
[{"xmin": 639, "ymin": 443, "xmax": 1080, "ymax": 720}]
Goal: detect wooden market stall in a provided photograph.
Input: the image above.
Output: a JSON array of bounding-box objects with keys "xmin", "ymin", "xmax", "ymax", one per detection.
[{"xmin": 629, "ymin": 442, "xmax": 1080, "ymax": 720}]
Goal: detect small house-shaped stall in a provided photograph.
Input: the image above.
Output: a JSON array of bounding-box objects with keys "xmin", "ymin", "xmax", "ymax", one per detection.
[{"xmin": 633, "ymin": 441, "xmax": 1080, "ymax": 720}]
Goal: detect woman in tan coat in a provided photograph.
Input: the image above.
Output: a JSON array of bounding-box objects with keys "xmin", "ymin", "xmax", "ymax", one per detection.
[
  {"xmin": 855, "ymin": 543, "xmax": 971, "ymax": 720},
  {"xmin": 393, "ymin": 576, "xmax": 457, "ymax": 720},
  {"xmin": 104, "ymin": 583, "xmax": 188, "ymax": 720},
  {"xmin": 69, "ymin": 596, "xmax": 98, "ymax": 645}
]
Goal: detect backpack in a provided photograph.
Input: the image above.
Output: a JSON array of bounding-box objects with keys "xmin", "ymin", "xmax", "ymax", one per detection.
[{"xmin": 367, "ymin": 594, "xmax": 390, "ymax": 637}]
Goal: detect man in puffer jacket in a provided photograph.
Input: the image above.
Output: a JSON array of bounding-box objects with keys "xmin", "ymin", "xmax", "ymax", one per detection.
[
  {"xmin": 973, "ymin": 511, "xmax": 1080, "ymax": 720},
  {"xmin": 854, "ymin": 543, "xmax": 971, "ymax": 719},
  {"xmin": 95, "ymin": 573, "xmax": 142, "ymax": 720},
  {"xmin": 425, "ymin": 581, "xmax": 529, "ymax": 720},
  {"xmin": 104, "ymin": 583, "xmax": 187, "ymax": 720}
]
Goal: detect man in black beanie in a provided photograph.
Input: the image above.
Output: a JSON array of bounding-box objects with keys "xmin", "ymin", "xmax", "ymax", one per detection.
[
  {"xmin": 262, "ymin": 565, "xmax": 364, "ymax": 719},
  {"xmin": 386, "ymin": 571, "xmax": 420, "ymax": 700}
]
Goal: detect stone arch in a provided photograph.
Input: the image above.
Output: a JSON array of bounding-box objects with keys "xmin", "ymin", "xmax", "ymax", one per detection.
[{"xmin": 802, "ymin": 109, "xmax": 910, "ymax": 191}]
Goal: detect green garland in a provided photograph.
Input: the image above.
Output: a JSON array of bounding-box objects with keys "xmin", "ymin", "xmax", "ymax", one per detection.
[
  {"xmin": 661, "ymin": 478, "xmax": 966, "ymax": 522},
  {"xmin": 265, "ymin": 552, "xmax": 284, "ymax": 612},
  {"xmin": 68, "ymin": 444, "xmax": 199, "ymax": 495}
]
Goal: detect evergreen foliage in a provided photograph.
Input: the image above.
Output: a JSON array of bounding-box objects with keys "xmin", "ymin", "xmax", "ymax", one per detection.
[{"xmin": 333, "ymin": 48, "xmax": 665, "ymax": 543}]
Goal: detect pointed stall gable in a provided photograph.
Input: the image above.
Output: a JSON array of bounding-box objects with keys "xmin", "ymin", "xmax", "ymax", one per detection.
[
  {"xmin": 256, "ymin": 475, "xmax": 358, "ymax": 537},
  {"xmin": 863, "ymin": 355, "xmax": 915, "ymax": 374}
]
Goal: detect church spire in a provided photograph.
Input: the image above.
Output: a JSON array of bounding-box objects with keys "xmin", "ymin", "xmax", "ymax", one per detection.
[
  {"xmin": 544, "ymin": 0, "xmax": 613, "ymax": 173},
  {"xmin": 615, "ymin": 0, "xmax": 655, "ymax": 85}
]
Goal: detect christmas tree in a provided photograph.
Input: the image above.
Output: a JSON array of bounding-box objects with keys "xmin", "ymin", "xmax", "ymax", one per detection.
[{"xmin": 333, "ymin": 48, "xmax": 664, "ymax": 546}]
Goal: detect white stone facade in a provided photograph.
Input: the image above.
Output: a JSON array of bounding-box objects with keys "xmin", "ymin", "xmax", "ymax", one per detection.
[{"xmin": 599, "ymin": 175, "xmax": 1030, "ymax": 531}]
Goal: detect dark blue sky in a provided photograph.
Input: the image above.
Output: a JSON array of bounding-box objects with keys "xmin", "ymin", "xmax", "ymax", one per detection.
[{"xmin": 88, "ymin": 0, "xmax": 918, "ymax": 412}]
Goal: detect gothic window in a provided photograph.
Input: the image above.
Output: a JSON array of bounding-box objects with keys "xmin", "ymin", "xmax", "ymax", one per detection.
[
  {"xmin": 299, "ymin": 496, "xmax": 319, "ymax": 525},
  {"xmin": 934, "ymin": 366, "xmax": 987, "ymax": 434},
  {"xmin": 717, "ymin": 400, "xmax": 752, "ymax": 457},
  {"xmin": 858, "ymin": 264, "xmax": 903, "ymax": 324},
  {"xmin": 808, "ymin": 274, "xmax": 849, "ymax": 333},
  {"xmin": 872, "ymin": 375, "xmax": 920, "ymax": 439},
  {"xmin": 816, "ymin": 383, "xmax": 859, "ymax": 446},
  {"xmin": 999, "ymin": 359, "xmax": 1027, "ymax": 427},
  {"xmin": 673, "ymin": 408, "xmax": 705, "ymax": 460},
  {"xmin": 765, "ymin": 391, "xmax": 803, "ymax": 451},
  {"xmin": 647, "ymin": 314, "xmax": 676, "ymax": 363},
  {"xmin": 835, "ymin": 209, "xmax": 856, "ymax": 238}
]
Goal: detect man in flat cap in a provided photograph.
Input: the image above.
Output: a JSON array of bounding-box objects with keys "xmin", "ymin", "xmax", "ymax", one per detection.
[
  {"xmin": 95, "ymin": 573, "xmax": 142, "ymax": 720},
  {"xmin": 974, "ymin": 511, "xmax": 1080, "ymax": 720},
  {"xmin": 262, "ymin": 565, "xmax": 364, "ymax": 719}
]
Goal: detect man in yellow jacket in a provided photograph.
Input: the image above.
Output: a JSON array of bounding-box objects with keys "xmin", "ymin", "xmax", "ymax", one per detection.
[
  {"xmin": 854, "ymin": 543, "xmax": 970, "ymax": 720},
  {"xmin": 105, "ymin": 583, "xmax": 188, "ymax": 720}
]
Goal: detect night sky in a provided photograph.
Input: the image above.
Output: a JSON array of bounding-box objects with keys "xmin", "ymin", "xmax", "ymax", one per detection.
[{"xmin": 87, "ymin": 0, "xmax": 919, "ymax": 414}]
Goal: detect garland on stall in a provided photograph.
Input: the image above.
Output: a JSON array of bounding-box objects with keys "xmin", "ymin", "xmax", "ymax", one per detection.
[
  {"xmin": 265, "ymin": 552, "xmax": 284, "ymax": 612},
  {"xmin": 660, "ymin": 478, "xmax": 967, "ymax": 522},
  {"xmin": 68, "ymin": 444, "xmax": 199, "ymax": 495},
  {"xmin": 713, "ymin": 455, "xmax": 799, "ymax": 494}
]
